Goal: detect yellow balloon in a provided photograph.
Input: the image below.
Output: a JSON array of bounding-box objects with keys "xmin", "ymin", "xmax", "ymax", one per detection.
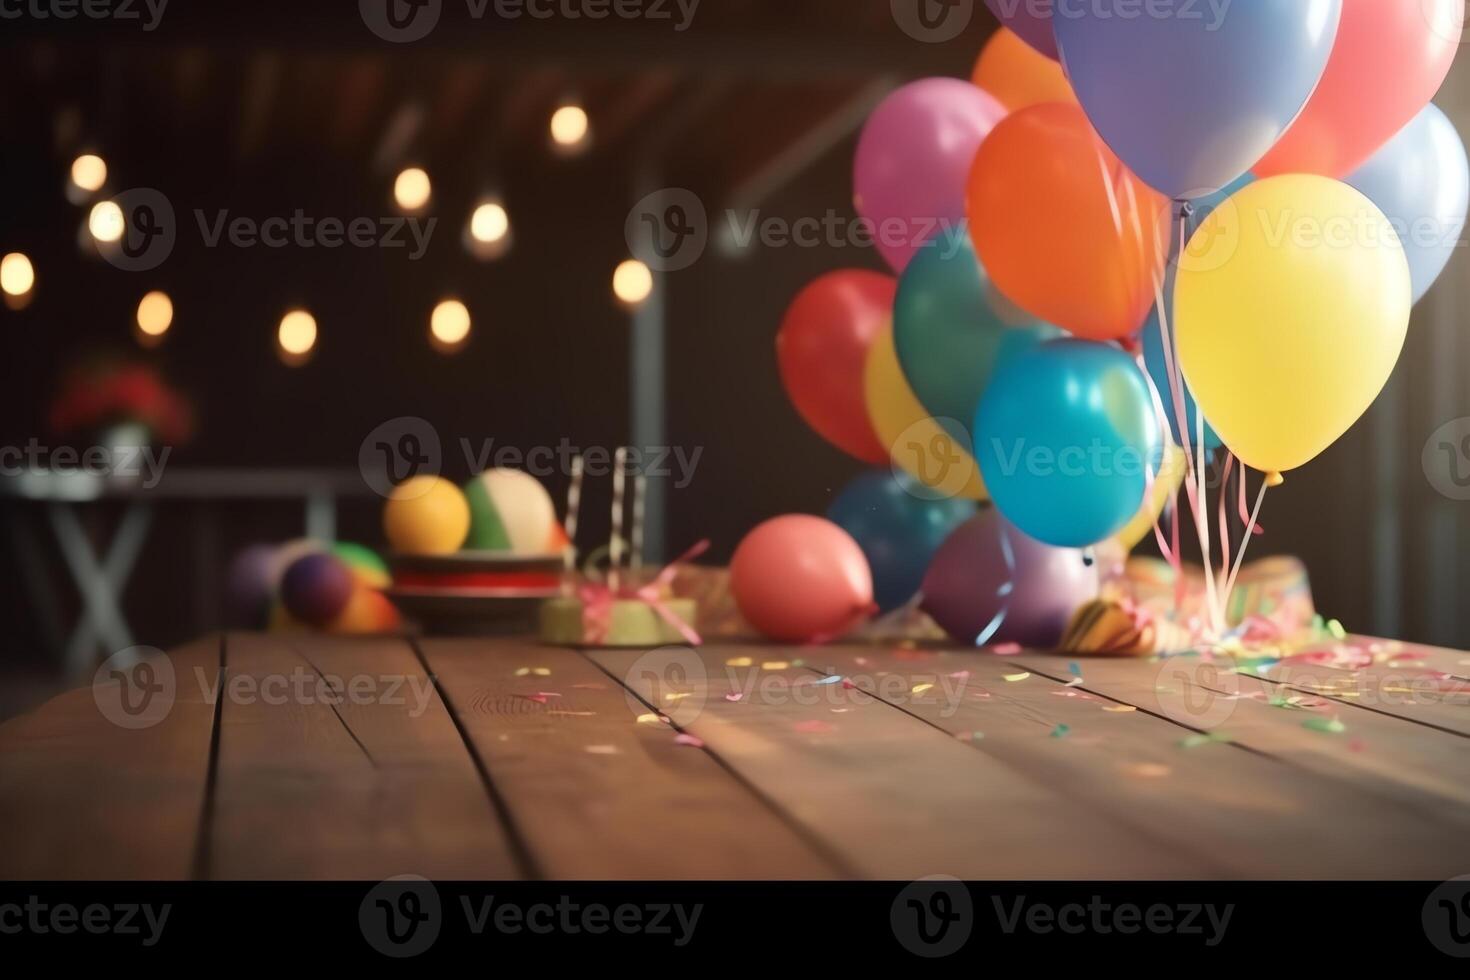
[
  {"xmin": 1114, "ymin": 443, "xmax": 1187, "ymax": 552},
  {"xmin": 1175, "ymin": 175, "xmax": 1410, "ymax": 476},
  {"xmin": 863, "ymin": 324, "xmax": 987, "ymax": 501}
]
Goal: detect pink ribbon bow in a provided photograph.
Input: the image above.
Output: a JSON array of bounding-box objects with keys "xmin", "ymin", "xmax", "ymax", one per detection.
[{"xmin": 577, "ymin": 540, "xmax": 710, "ymax": 646}]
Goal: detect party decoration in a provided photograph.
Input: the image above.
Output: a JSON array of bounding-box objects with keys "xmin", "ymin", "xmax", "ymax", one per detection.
[
  {"xmin": 329, "ymin": 587, "xmax": 402, "ymax": 635},
  {"xmin": 984, "ymin": 0, "xmax": 1057, "ymax": 60},
  {"xmin": 776, "ymin": 270, "xmax": 895, "ymax": 463},
  {"xmin": 893, "ymin": 234, "xmax": 1058, "ymax": 454},
  {"xmin": 854, "ymin": 78, "xmax": 1006, "ymax": 273},
  {"xmin": 1113, "ymin": 444, "xmax": 1189, "ymax": 553},
  {"xmin": 464, "ymin": 469, "xmax": 560, "ymax": 554},
  {"xmin": 1175, "ymin": 176, "xmax": 1411, "ymax": 475},
  {"xmin": 280, "ymin": 553, "xmax": 355, "ymax": 627},
  {"xmin": 1053, "ymin": 0, "xmax": 1341, "ymax": 199},
  {"xmin": 730, "ymin": 515, "xmax": 873, "ymax": 642},
  {"xmin": 331, "ymin": 542, "xmax": 391, "ymax": 590},
  {"xmin": 1345, "ymin": 104, "xmax": 1469, "ymax": 304},
  {"xmin": 972, "ymin": 26, "xmax": 1073, "ymax": 113},
  {"xmin": 975, "ymin": 339, "xmax": 1160, "ymax": 548},
  {"xmin": 1256, "ymin": 1, "xmax": 1461, "ymax": 180},
  {"xmin": 967, "ymin": 103, "xmax": 1167, "ymax": 341},
  {"xmin": 920, "ymin": 509, "xmax": 1097, "ymax": 649},
  {"xmin": 384, "ymin": 475, "xmax": 471, "ymax": 555},
  {"xmin": 825, "ymin": 471, "xmax": 976, "ymax": 613},
  {"xmin": 863, "ymin": 324, "xmax": 987, "ymax": 501}
]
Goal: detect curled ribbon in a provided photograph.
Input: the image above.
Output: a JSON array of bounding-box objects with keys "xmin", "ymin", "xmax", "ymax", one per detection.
[{"xmin": 577, "ymin": 540, "xmax": 710, "ymax": 647}]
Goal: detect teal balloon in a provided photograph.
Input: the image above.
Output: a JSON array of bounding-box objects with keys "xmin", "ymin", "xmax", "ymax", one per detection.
[
  {"xmin": 825, "ymin": 470, "xmax": 976, "ymax": 613},
  {"xmin": 893, "ymin": 237, "xmax": 1058, "ymax": 455},
  {"xmin": 975, "ymin": 340, "xmax": 1161, "ymax": 548}
]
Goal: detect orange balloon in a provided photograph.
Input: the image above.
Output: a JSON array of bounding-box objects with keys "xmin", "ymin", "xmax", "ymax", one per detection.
[
  {"xmin": 972, "ymin": 28, "xmax": 1075, "ymax": 113},
  {"xmin": 967, "ymin": 103, "xmax": 1168, "ymax": 342}
]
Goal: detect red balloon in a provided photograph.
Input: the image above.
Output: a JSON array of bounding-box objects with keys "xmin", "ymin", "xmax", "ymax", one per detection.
[
  {"xmin": 1255, "ymin": 0, "xmax": 1461, "ymax": 179},
  {"xmin": 731, "ymin": 515, "xmax": 874, "ymax": 643},
  {"xmin": 776, "ymin": 270, "xmax": 895, "ymax": 463}
]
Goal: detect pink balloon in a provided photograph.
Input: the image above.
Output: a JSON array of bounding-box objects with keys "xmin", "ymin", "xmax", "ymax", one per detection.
[
  {"xmin": 854, "ymin": 78, "xmax": 1007, "ymax": 274},
  {"xmin": 731, "ymin": 515, "xmax": 874, "ymax": 643}
]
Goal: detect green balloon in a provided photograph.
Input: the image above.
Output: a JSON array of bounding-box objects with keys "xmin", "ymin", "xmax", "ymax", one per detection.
[{"xmin": 893, "ymin": 237, "xmax": 1059, "ymax": 454}]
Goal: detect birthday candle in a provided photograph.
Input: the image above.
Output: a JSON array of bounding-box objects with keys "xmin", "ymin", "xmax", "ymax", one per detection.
[{"xmin": 610, "ymin": 447, "xmax": 627, "ymax": 592}]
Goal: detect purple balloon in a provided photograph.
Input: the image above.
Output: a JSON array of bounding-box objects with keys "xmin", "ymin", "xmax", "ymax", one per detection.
[
  {"xmin": 281, "ymin": 553, "xmax": 354, "ymax": 627},
  {"xmin": 986, "ymin": 1, "xmax": 1058, "ymax": 60},
  {"xmin": 854, "ymin": 78, "xmax": 1006, "ymax": 274},
  {"xmin": 921, "ymin": 510, "xmax": 1097, "ymax": 649}
]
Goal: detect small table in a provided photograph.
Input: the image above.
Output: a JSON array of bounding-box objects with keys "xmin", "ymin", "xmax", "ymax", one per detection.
[
  {"xmin": 2, "ymin": 635, "xmax": 1468, "ymax": 880},
  {"xmin": 1, "ymin": 468, "xmax": 372, "ymax": 676}
]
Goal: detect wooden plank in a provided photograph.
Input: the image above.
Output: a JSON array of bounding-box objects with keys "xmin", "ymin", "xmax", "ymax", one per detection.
[
  {"xmin": 592, "ymin": 644, "xmax": 1217, "ymax": 880},
  {"xmin": 418, "ymin": 638, "xmax": 838, "ymax": 880},
  {"xmin": 818, "ymin": 646, "xmax": 1470, "ymax": 879},
  {"xmin": 207, "ymin": 633, "xmax": 519, "ymax": 880},
  {"xmin": 0, "ymin": 637, "xmax": 221, "ymax": 880},
  {"xmin": 1014, "ymin": 650, "xmax": 1470, "ymax": 847}
]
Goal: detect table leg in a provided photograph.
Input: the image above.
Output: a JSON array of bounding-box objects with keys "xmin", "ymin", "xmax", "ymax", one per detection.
[{"xmin": 48, "ymin": 501, "xmax": 154, "ymax": 676}]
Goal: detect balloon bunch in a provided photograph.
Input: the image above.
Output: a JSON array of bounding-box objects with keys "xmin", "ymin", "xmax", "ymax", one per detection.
[{"xmin": 773, "ymin": 5, "xmax": 1466, "ymax": 647}]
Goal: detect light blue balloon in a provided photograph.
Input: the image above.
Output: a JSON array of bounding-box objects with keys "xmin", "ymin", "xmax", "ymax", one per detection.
[
  {"xmin": 1345, "ymin": 103, "xmax": 1469, "ymax": 305},
  {"xmin": 975, "ymin": 340, "xmax": 1161, "ymax": 548},
  {"xmin": 893, "ymin": 236, "xmax": 1060, "ymax": 456},
  {"xmin": 825, "ymin": 471, "xmax": 976, "ymax": 613},
  {"xmin": 1054, "ymin": 0, "xmax": 1341, "ymax": 200}
]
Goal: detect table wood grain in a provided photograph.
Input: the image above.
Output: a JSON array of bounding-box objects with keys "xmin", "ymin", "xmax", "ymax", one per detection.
[{"xmin": 2, "ymin": 634, "xmax": 1468, "ymax": 880}]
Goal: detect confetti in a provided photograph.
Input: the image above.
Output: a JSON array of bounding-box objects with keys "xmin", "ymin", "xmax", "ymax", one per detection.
[
  {"xmin": 1303, "ymin": 717, "xmax": 1346, "ymax": 735},
  {"xmin": 725, "ymin": 657, "xmax": 753, "ymax": 667},
  {"xmin": 1068, "ymin": 662, "xmax": 1083, "ymax": 678},
  {"xmin": 794, "ymin": 720, "xmax": 834, "ymax": 735},
  {"xmin": 635, "ymin": 713, "xmax": 662, "ymax": 725},
  {"xmin": 912, "ymin": 682, "xmax": 934, "ymax": 695},
  {"xmin": 1102, "ymin": 705, "xmax": 1137, "ymax": 713},
  {"xmin": 1003, "ymin": 671, "xmax": 1031, "ymax": 682},
  {"xmin": 673, "ymin": 733, "xmax": 705, "ymax": 748},
  {"xmin": 725, "ymin": 692, "xmax": 743, "ymax": 702},
  {"xmin": 584, "ymin": 744, "xmax": 619, "ymax": 755},
  {"xmin": 1179, "ymin": 732, "xmax": 1233, "ymax": 749},
  {"xmin": 948, "ymin": 670, "xmax": 970, "ymax": 679},
  {"xmin": 762, "ymin": 661, "xmax": 791, "ymax": 671},
  {"xmin": 1125, "ymin": 763, "xmax": 1171, "ymax": 779},
  {"xmin": 1051, "ymin": 724, "xmax": 1070, "ymax": 739},
  {"xmin": 514, "ymin": 667, "xmax": 552, "ymax": 677},
  {"xmin": 992, "ymin": 643, "xmax": 1023, "ymax": 656},
  {"xmin": 664, "ymin": 692, "xmax": 692, "ymax": 702},
  {"xmin": 811, "ymin": 675, "xmax": 843, "ymax": 686},
  {"xmin": 955, "ymin": 731, "xmax": 985, "ymax": 742}
]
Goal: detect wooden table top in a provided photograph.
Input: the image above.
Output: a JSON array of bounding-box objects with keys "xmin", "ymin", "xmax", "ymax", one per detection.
[{"xmin": 3, "ymin": 633, "xmax": 1469, "ymax": 881}]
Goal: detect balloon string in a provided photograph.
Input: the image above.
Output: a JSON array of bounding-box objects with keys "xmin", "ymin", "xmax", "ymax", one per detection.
[
  {"xmin": 1238, "ymin": 459, "xmax": 1264, "ymax": 536},
  {"xmin": 1217, "ymin": 453, "xmax": 1235, "ymax": 572},
  {"xmin": 1194, "ymin": 381, "xmax": 1224, "ymax": 635},
  {"xmin": 1223, "ymin": 476, "xmax": 1270, "ymax": 614}
]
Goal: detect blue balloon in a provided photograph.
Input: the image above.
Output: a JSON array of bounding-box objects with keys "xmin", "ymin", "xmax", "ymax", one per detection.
[
  {"xmin": 1345, "ymin": 103, "xmax": 1469, "ymax": 305},
  {"xmin": 826, "ymin": 471, "xmax": 976, "ymax": 613},
  {"xmin": 1054, "ymin": 1, "xmax": 1341, "ymax": 200},
  {"xmin": 893, "ymin": 236, "xmax": 1060, "ymax": 456},
  {"xmin": 975, "ymin": 340, "xmax": 1161, "ymax": 548}
]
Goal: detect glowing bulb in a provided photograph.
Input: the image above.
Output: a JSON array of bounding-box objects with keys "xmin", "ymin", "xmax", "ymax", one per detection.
[
  {"xmin": 470, "ymin": 202, "xmax": 509, "ymax": 244},
  {"xmin": 70, "ymin": 154, "xmax": 108, "ymax": 193},
  {"xmin": 613, "ymin": 259, "xmax": 654, "ymax": 306},
  {"xmin": 430, "ymin": 299, "xmax": 471, "ymax": 350},
  {"xmin": 1, "ymin": 253, "xmax": 35, "ymax": 296},
  {"xmin": 278, "ymin": 309, "xmax": 318, "ymax": 362},
  {"xmin": 394, "ymin": 167, "xmax": 431, "ymax": 211},
  {"xmin": 136, "ymin": 291, "xmax": 173, "ymax": 338},
  {"xmin": 550, "ymin": 104, "xmax": 590, "ymax": 150},
  {"xmin": 89, "ymin": 200, "xmax": 125, "ymax": 243}
]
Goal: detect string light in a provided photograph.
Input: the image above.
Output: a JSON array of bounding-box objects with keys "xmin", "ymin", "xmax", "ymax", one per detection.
[
  {"xmin": 550, "ymin": 103, "xmax": 590, "ymax": 154},
  {"xmin": 1, "ymin": 253, "xmax": 35, "ymax": 297},
  {"xmin": 277, "ymin": 309, "xmax": 318, "ymax": 365},
  {"xmin": 465, "ymin": 199, "xmax": 512, "ymax": 260},
  {"xmin": 135, "ymin": 291, "xmax": 173, "ymax": 345},
  {"xmin": 430, "ymin": 299, "xmax": 471, "ymax": 352},
  {"xmin": 88, "ymin": 200, "xmax": 125, "ymax": 243},
  {"xmin": 613, "ymin": 259, "xmax": 654, "ymax": 307},
  {"xmin": 70, "ymin": 154, "xmax": 107, "ymax": 193},
  {"xmin": 393, "ymin": 167, "xmax": 432, "ymax": 211}
]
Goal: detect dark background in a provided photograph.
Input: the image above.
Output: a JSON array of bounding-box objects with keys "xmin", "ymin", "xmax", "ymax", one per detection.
[{"xmin": 1, "ymin": 1, "xmax": 1467, "ymax": 692}]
